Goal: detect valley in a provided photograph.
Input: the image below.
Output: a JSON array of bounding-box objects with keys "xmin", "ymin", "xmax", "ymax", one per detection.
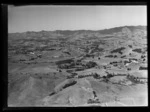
[{"xmin": 8, "ymin": 26, "xmax": 147, "ymax": 106}]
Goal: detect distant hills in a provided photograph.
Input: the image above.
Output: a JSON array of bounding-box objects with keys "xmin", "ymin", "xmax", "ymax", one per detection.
[
  {"xmin": 8, "ymin": 25, "xmax": 147, "ymax": 40},
  {"xmin": 98, "ymin": 25, "xmax": 146, "ymax": 34}
]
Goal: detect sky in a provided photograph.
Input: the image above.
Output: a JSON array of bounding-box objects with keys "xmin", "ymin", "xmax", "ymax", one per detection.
[{"xmin": 8, "ymin": 5, "xmax": 147, "ymax": 33}]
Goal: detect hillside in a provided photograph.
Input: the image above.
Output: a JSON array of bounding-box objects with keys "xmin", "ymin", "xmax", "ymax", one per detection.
[{"xmin": 8, "ymin": 25, "xmax": 147, "ymax": 107}]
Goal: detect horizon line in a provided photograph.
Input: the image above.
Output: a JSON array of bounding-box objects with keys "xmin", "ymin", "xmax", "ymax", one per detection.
[{"xmin": 8, "ymin": 25, "xmax": 147, "ymax": 34}]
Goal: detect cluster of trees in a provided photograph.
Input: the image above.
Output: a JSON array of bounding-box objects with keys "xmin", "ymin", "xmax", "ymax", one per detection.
[
  {"xmin": 120, "ymin": 55, "xmax": 126, "ymax": 58},
  {"xmin": 62, "ymin": 80, "xmax": 77, "ymax": 89},
  {"xmin": 127, "ymin": 75, "xmax": 147, "ymax": 84},
  {"xmin": 58, "ymin": 63, "xmax": 74, "ymax": 69},
  {"xmin": 85, "ymin": 61, "xmax": 97, "ymax": 68},
  {"xmin": 78, "ymin": 73, "xmax": 98, "ymax": 79},
  {"xmin": 110, "ymin": 47, "xmax": 125, "ymax": 54},
  {"xmin": 109, "ymin": 61, "xmax": 120, "ymax": 67},
  {"xmin": 87, "ymin": 98, "xmax": 100, "ymax": 104},
  {"xmin": 78, "ymin": 72, "xmax": 107, "ymax": 79},
  {"xmin": 139, "ymin": 66, "xmax": 147, "ymax": 70},
  {"xmin": 67, "ymin": 73, "xmax": 78, "ymax": 79},
  {"xmin": 128, "ymin": 45, "xmax": 132, "ymax": 48},
  {"xmin": 90, "ymin": 47, "xmax": 104, "ymax": 54},
  {"xmin": 105, "ymin": 55, "xmax": 117, "ymax": 58},
  {"xmin": 57, "ymin": 60, "xmax": 97, "ymax": 70},
  {"xmin": 77, "ymin": 71, "xmax": 114, "ymax": 80},
  {"xmin": 56, "ymin": 59, "xmax": 74, "ymax": 65},
  {"xmin": 85, "ymin": 54, "xmax": 95, "ymax": 58}
]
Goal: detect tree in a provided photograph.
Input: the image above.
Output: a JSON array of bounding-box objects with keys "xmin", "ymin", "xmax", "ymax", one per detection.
[
  {"xmin": 127, "ymin": 68, "xmax": 131, "ymax": 71},
  {"xmin": 93, "ymin": 73, "xmax": 100, "ymax": 79},
  {"xmin": 107, "ymin": 73, "xmax": 113, "ymax": 78}
]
